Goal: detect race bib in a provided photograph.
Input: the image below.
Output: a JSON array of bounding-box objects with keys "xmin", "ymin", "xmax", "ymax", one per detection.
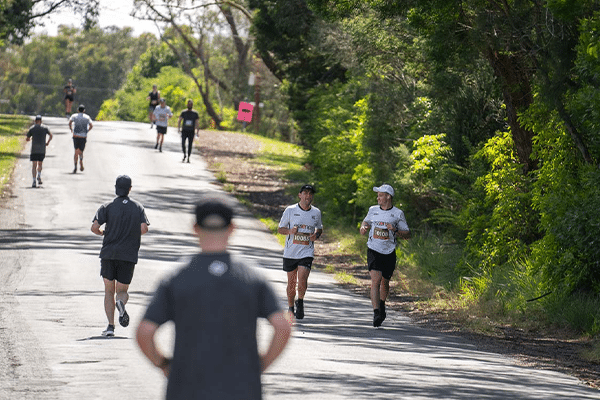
[
  {"xmin": 159, "ymin": 114, "xmax": 167, "ymax": 122},
  {"xmin": 293, "ymin": 233, "xmax": 310, "ymax": 245},
  {"xmin": 184, "ymin": 120, "xmax": 193, "ymax": 127},
  {"xmin": 151, "ymin": 100, "xmax": 158, "ymax": 105},
  {"xmin": 373, "ymin": 227, "xmax": 390, "ymax": 240}
]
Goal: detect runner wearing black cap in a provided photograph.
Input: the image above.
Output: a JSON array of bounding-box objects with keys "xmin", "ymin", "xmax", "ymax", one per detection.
[
  {"xmin": 68, "ymin": 104, "xmax": 93, "ymax": 173},
  {"xmin": 26, "ymin": 115, "xmax": 52, "ymax": 187},
  {"xmin": 91, "ymin": 175, "xmax": 150, "ymax": 337},
  {"xmin": 136, "ymin": 194, "xmax": 292, "ymax": 399},
  {"xmin": 359, "ymin": 183, "xmax": 410, "ymax": 327},
  {"xmin": 277, "ymin": 184, "xmax": 323, "ymax": 319}
]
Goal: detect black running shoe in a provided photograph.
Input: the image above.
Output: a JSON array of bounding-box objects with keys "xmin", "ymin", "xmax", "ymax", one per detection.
[
  {"xmin": 373, "ymin": 309, "xmax": 384, "ymax": 327},
  {"xmin": 102, "ymin": 324, "xmax": 115, "ymax": 337},
  {"xmin": 154, "ymin": 143, "xmax": 158, "ymax": 149},
  {"xmin": 182, "ymin": 156, "xmax": 187, "ymax": 162},
  {"xmin": 116, "ymin": 300, "xmax": 129, "ymax": 327},
  {"xmin": 37, "ymin": 176, "xmax": 42, "ymax": 184},
  {"xmin": 295, "ymin": 299, "xmax": 304, "ymax": 319}
]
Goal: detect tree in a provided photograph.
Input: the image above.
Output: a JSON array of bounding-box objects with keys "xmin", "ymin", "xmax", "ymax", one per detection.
[
  {"xmin": 133, "ymin": 0, "xmax": 254, "ymax": 130},
  {"xmin": 0, "ymin": 0, "xmax": 99, "ymax": 45}
]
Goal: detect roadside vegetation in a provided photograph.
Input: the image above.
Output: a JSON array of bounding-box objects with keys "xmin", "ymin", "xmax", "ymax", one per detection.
[{"xmin": 0, "ymin": 114, "xmax": 29, "ymax": 196}]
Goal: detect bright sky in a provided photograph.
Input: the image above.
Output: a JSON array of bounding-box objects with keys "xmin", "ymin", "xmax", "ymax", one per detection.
[{"xmin": 34, "ymin": 0, "xmax": 160, "ymax": 37}]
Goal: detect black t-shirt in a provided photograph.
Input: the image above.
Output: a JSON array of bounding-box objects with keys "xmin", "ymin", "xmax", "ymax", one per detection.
[
  {"xmin": 93, "ymin": 196, "xmax": 150, "ymax": 263},
  {"xmin": 27, "ymin": 124, "xmax": 51, "ymax": 154},
  {"xmin": 143, "ymin": 252, "xmax": 281, "ymax": 400},
  {"xmin": 148, "ymin": 91, "xmax": 159, "ymax": 107},
  {"xmin": 179, "ymin": 109, "xmax": 199, "ymax": 134}
]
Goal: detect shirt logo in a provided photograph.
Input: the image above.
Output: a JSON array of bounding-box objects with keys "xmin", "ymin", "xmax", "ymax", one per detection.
[
  {"xmin": 122, "ymin": 200, "xmax": 129, "ymax": 204},
  {"xmin": 208, "ymin": 261, "xmax": 228, "ymax": 276}
]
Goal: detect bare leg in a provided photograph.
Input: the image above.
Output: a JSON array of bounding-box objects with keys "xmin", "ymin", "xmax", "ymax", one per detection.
[
  {"xmin": 369, "ymin": 270, "xmax": 383, "ymax": 309},
  {"xmin": 103, "ymin": 278, "xmax": 116, "ymax": 326},
  {"xmin": 286, "ymin": 269, "xmax": 298, "ymax": 307},
  {"xmin": 297, "ymin": 266, "xmax": 311, "ymax": 300},
  {"xmin": 115, "ymin": 282, "xmax": 130, "ymax": 306}
]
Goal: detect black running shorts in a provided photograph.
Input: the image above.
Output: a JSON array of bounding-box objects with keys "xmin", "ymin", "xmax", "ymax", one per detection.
[
  {"xmin": 156, "ymin": 125, "xmax": 167, "ymax": 134},
  {"xmin": 283, "ymin": 257, "xmax": 313, "ymax": 272},
  {"xmin": 65, "ymin": 95, "xmax": 74, "ymax": 101},
  {"xmin": 30, "ymin": 153, "xmax": 45, "ymax": 162},
  {"xmin": 73, "ymin": 137, "xmax": 86, "ymax": 151},
  {"xmin": 101, "ymin": 259, "xmax": 136, "ymax": 285},
  {"xmin": 367, "ymin": 248, "xmax": 396, "ymax": 280}
]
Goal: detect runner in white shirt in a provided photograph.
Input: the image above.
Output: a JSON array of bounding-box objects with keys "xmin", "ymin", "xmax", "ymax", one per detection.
[
  {"xmin": 277, "ymin": 184, "xmax": 323, "ymax": 319},
  {"xmin": 359, "ymin": 184, "xmax": 410, "ymax": 327},
  {"xmin": 152, "ymin": 98, "xmax": 173, "ymax": 152}
]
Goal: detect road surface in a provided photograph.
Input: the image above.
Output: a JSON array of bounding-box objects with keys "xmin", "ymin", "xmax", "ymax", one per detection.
[{"xmin": 0, "ymin": 118, "xmax": 597, "ymax": 399}]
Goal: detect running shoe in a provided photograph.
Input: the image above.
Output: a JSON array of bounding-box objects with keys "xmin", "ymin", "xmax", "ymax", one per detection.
[
  {"xmin": 37, "ymin": 175, "xmax": 42, "ymax": 184},
  {"xmin": 102, "ymin": 324, "xmax": 115, "ymax": 337},
  {"xmin": 73, "ymin": 166, "xmax": 77, "ymax": 174},
  {"xmin": 379, "ymin": 300, "xmax": 387, "ymax": 323},
  {"xmin": 159, "ymin": 146, "xmax": 162, "ymax": 152},
  {"xmin": 116, "ymin": 300, "xmax": 130, "ymax": 327},
  {"xmin": 373, "ymin": 309, "xmax": 384, "ymax": 327},
  {"xmin": 32, "ymin": 180, "xmax": 36, "ymax": 188},
  {"xmin": 182, "ymin": 155, "xmax": 187, "ymax": 162},
  {"xmin": 295, "ymin": 299, "xmax": 304, "ymax": 319},
  {"xmin": 80, "ymin": 163, "xmax": 84, "ymax": 172},
  {"xmin": 154, "ymin": 143, "xmax": 158, "ymax": 149},
  {"xmin": 187, "ymin": 158, "xmax": 190, "ymax": 163}
]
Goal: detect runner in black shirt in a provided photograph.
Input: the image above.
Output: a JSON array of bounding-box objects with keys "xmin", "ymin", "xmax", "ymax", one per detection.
[
  {"xmin": 147, "ymin": 84, "xmax": 160, "ymax": 128},
  {"xmin": 26, "ymin": 115, "xmax": 52, "ymax": 187},
  {"xmin": 177, "ymin": 99, "xmax": 200, "ymax": 163},
  {"xmin": 64, "ymin": 79, "xmax": 76, "ymax": 116},
  {"xmin": 91, "ymin": 175, "xmax": 150, "ymax": 337}
]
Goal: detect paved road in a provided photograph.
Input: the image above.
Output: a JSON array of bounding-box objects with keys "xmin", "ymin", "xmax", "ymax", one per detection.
[{"xmin": 0, "ymin": 118, "xmax": 598, "ymax": 399}]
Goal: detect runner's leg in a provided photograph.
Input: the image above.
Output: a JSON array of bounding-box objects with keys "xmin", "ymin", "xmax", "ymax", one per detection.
[
  {"xmin": 297, "ymin": 265, "xmax": 311, "ymax": 300},
  {"xmin": 286, "ymin": 269, "xmax": 298, "ymax": 307},
  {"xmin": 103, "ymin": 278, "xmax": 116, "ymax": 326}
]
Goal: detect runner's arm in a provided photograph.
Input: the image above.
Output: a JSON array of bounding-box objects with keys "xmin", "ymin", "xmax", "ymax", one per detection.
[
  {"xmin": 141, "ymin": 222, "xmax": 149, "ymax": 235},
  {"xmin": 91, "ymin": 220, "xmax": 103, "ymax": 235},
  {"xmin": 136, "ymin": 319, "xmax": 170, "ymax": 377},
  {"xmin": 260, "ymin": 310, "xmax": 292, "ymax": 373}
]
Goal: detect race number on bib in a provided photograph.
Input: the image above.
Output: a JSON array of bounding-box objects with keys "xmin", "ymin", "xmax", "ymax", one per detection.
[
  {"xmin": 373, "ymin": 227, "xmax": 390, "ymax": 240},
  {"xmin": 293, "ymin": 233, "xmax": 310, "ymax": 245}
]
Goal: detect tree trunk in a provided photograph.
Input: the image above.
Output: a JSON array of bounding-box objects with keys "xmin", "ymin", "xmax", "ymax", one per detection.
[{"xmin": 486, "ymin": 50, "xmax": 537, "ymax": 173}]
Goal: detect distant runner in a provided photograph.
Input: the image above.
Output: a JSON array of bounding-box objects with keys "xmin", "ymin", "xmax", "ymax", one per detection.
[
  {"xmin": 177, "ymin": 99, "xmax": 200, "ymax": 163},
  {"xmin": 147, "ymin": 84, "xmax": 160, "ymax": 128},
  {"xmin": 64, "ymin": 79, "xmax": 76, "ymax": 117},
  {"xmin": 26, "ymin": 115, "xmax": 53, "ymax": 188},
  {"xmin": 68, "ymin": 104, "xmax": 93, "ymax": 173},
  {"xmin": 152, "ymin": 98, "xmax": 173, "ymax": 152}
]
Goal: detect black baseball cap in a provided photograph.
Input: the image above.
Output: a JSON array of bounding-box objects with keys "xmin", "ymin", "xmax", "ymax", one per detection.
[
  {"xmin": 115, "ymin": 175, "xmax": 132, "ymax": 196},
  {"xmin": 195, "ymin": 195, "xmax": 234, "ymax": 230},
  {"xmin": 299, "ymin": 184, "xmax": 316, "ymax": 193},
  {"xmin": 35, "ymin": 115, "xmax": 42, "ymax": 121},
  {"xmin": 78, "ymin": 104, "xmax": 85, "ymax": 112}
]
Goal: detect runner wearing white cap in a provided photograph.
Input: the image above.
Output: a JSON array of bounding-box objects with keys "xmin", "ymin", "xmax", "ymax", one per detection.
[{"xmin": 359, "ymin": 183, "xmax": 410, "ymax": 327}]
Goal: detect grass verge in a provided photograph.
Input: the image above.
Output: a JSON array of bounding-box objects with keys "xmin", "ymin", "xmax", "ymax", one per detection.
[{"xmin": 0, "ymin": 114, "xmax": 30, "ymax": 196}]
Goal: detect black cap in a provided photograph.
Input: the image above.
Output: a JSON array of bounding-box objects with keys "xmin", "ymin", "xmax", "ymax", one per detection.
[
  {"xmin": 115, "ymin": 175, "xmax": 132, "ymax": 196},
  {"xmin": 195, "ymin": 195, "xmax": 234, "ymax": 230},
  {"xmin": 35, "ymin": 115, "xmax": 42, "ymax": 121},
  {"xmin": 299, "ymin": 184, "xmax": 316, "ymax": 193},
  {"xmin": 78, "ymin": 104, "xmax": 85, "ymax": 112}
]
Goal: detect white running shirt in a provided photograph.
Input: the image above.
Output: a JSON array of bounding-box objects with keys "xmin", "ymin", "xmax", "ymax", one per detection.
[
  {"xmin": 363, "ymin": 205, "xmax": 409, "ymax": 255},
  {"xmin": 279, "ymin": 203, "xmax": 323, "ymax": 259},
  {"xmin": 153, "ymin": 105, "xmax": 173, "ymax": 127},
  {"xmin": 69, "ymin": 112, "xmax": 93, "ymax": 137}
]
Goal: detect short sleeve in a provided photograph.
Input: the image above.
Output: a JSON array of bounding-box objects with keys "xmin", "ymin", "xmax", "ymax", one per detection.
[
  {"xmin": 278, "ymin": 207, "xmax": 291, "ymax": 228},
  {"xmin": 140, "ymin": 206, "xmax": 150, "ymax": 226},
  {"xmin": 396, "ymin": 210, "xmax": 409, "ymax": 231},
  {"xmin": 258, "ymin": 280, "xmax": 281, "ymax": 319},
  {"xmin": 143, "ymin": 280, "xmax": 173, "ymax": 325},
  {"xmin": 94, "ymin": 205, "xmax": 107, "ymax": 225}
]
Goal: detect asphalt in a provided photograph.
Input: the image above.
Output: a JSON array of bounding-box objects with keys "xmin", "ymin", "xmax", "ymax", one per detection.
[{"xmin": 0, "ymin": 117, "xmax": 598, "ymax": 399}]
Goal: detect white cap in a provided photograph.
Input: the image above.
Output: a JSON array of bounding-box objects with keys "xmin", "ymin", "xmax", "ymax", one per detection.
[{"xmin": 373, "ymin": 184, "xmax": 394, "ymax": 197}]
